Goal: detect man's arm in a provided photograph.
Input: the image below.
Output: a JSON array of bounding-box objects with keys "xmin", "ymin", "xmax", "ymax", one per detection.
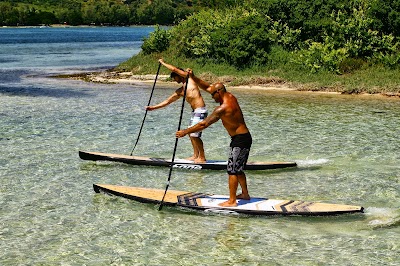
[
  {"xmin": 159, "ymin": 59, "xmax": 187, "ymax": 78},
  {"xmin": 187, "ymin": 69, "xmax": 211, "ymax": 92},
  {"xmin": 146, "ymin": 90, "xmax": 181, "ymax": 111},
  {"xmin": 176, "ymin": 106, "xmax": 223, "ymax": 137}
]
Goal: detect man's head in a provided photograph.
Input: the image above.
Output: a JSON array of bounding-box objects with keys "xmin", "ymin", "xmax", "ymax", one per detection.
[
  {"xmin": 170, "ymin": 68, "xmax": 185, "ymax": 83},
  {"xmin": 210, "ymin": 82, "xmax": 226, "ymax": 103}
]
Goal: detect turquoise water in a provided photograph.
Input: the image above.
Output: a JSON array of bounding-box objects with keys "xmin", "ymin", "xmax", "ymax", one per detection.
[{"xmin": 1, "ymin": 27, "xmax": 399, "ymax": 265}]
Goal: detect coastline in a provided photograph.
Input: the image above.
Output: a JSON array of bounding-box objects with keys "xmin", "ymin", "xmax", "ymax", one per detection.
[{"xmin": 57, "ymin": 70, "xmax": 400, "ymax": 99}]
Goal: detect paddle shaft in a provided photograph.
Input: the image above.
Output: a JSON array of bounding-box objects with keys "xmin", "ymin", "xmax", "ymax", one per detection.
[
  {"xmin": 159, "ymin": 75, "xmax": 189, "ymax": 211},
  {"xmin": 130, "ymin": 62, "xmax": 161, "ymax": 155}
]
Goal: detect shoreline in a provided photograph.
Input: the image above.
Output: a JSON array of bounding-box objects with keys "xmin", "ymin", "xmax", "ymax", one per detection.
[
  {"xmin": 56, "ymin": 70, "xmax": 400, "ymax": 99},
  {"xmin": 1, "ymin": 24, "xmax": 156, "ymax": 28}
]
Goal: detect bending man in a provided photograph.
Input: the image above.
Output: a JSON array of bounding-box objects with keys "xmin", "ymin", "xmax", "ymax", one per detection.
[
  {"xmin": 146, "ymin": 59, "xmax": 208, "ymax": 163},
  {"xmin": 176, "ymin": 70, "xmax": 252, "ymax": 207}
]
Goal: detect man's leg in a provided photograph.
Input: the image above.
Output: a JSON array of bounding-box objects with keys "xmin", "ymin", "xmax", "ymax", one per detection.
[
  {"xmin": 191, "ymin": 137, "xmax": 206, "ymax": 163},
  {"xmin": 185, "ymin": 137, "xmax": 197, "ymax": 161},
  {"xmin": 187, "ymin": 136, "xmax": 206, "ymax": 163},
  {"xmin": 237, "ymin": 173, "xmax": 250, "ymax": 200},
  {"xmin": 219, "ymin": 174, "xmax": 239, "ymax": 207}
]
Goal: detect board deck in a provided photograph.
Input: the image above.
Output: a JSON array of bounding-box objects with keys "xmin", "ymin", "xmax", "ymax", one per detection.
[
  {"xmin": 79, "ymin": 151, "xmax": 297, "ymax": 170},
  {"xmin": 93, "ymin": 184, "xmax": 364, "ymax": 216}
]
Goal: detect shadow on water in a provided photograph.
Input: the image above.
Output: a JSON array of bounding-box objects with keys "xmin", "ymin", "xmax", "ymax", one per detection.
[
  {"xmin": 0, "ymin": 85, "xmax": 91, "ymax": 98},
  {"xmin": 0, "ymin": 69, "xmax": 94, "ymax": 98},
  {"xmin": 0, "ymin": 69, "xmax": 28, "ymax": 83}
]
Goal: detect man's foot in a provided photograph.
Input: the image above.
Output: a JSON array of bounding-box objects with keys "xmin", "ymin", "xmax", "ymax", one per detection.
[
  {"xmin": 218, "ymin": 200, "xmax": 237, "ymax": 207},
  {"xmin": 194, "ymin": 158, "xmax": 206, "ymax": 163},
  {"xmin": 236, "ymin": 193, "xmax": 250, "ymax": 200},
  {"xmin": 185, "ymin": 156, "xmax": 195, "ymax": 161}
]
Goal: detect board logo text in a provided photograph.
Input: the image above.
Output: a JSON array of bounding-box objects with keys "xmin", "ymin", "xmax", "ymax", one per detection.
[{"xmin": 173, "ymin": 164, "xmax": 202, "ymax": 170}]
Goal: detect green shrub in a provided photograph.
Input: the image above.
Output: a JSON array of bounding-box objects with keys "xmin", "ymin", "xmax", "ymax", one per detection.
[
  {"xmin": 294, "ymin": 39, "xmax": 348, "ymax": 73},
  {"xmin": 328, "ymin": 8, "xmax": 397, "ymax": 58},
  {"xmin": 141, "ymin": 25, "xmax": 171, "ymax": 54},
  {"xmin": 296, "ymin": 5, "xmax": 400, "ymax": 73},
  {"xmin": 369, "ymin": 0, "xmax": 400, "ymax": 38},
  {"xmin": 169, "ymin": 8, "xmax": 244, "ymax": 58},
  {"xmin": 209, "ymin": 14, "xmax": 273, "ymax": 68},
  {"xmin": 339, "ymin": 58, "xmax": 366, "ymax": 73},
  {"xmin": 375, "ymin": 52, "xmax": 400, "ymax": 69},
  {"xmin": 168, "ymin": 7, "xmax": 301, "ymax": 69},
  {"xmin": 269, "ymin": 21, "xmax": 302, "ymax": 51}
]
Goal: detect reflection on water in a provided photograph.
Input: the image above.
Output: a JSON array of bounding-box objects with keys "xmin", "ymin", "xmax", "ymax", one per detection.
[{"xmin": 0, "ymin": 27, "xmax": 399, "ymax": 265}]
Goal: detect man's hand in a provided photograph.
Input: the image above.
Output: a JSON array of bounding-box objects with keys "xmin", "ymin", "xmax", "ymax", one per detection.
[
  {"xmin": 146, "ymin": 106, "xmax": 155, "ymax": 111},
  {"xmin": 159, "ymin": 58, "xmax": 164, "ymax": 64},
  {"xmin": 186, "ymin": 68, "xmax": 193, "ymax": 77},
  {"xmin": 176, "ymin": 130, "xmax": 186, "ymax": 138}
]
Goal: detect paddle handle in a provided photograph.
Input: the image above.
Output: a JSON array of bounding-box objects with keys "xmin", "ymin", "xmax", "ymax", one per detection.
[{"xmin": 130, "ymin": 62, "xmax": 161, "ymax": 155}]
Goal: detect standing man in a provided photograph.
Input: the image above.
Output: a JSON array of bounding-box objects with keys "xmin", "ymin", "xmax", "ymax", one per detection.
[
  {"xmin": 146, "ymin": 59, "xmax": 208, "ymax": 163},
  {"xmin": 176, "ymin": 70, "xmax": 252, "ymax": 207}
]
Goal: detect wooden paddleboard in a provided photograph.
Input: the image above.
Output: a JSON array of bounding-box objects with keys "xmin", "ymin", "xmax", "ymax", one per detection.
[
  {"xmin": 80, "ymin": 151, "xmax": 297, "ymax": 170},
  {"xmin": 93, "ymin": 184, "xmax": 364, "ymax": 216}
]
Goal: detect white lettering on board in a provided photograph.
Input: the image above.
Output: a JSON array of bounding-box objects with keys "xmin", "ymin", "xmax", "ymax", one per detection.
[
  {"xmin": 172, "ymin": 164, "xmax": 202, "ymax": 170},
  {"xmin": 204, "ymin": 209, "xmax": 239, "ymax": 215}
]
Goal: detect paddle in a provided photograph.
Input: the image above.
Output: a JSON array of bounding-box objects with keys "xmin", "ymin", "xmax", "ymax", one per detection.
[
  {"xmin": 158, "ymin": 74, "xmax": 189, "ymax": 211},
  {"xmin": 130, "ymin": 62, "xmax": 161, "ymax": 155}
]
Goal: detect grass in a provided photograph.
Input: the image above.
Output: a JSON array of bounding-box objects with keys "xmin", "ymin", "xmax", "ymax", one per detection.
[{"xmin": 115, "ymin": 53, "xmax": 400, "ymax": 96}]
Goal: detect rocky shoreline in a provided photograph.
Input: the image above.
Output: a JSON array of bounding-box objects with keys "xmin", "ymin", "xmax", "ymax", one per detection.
[{"xmin": 56, "ymin": 70, "xmax": 400, "ymax": 98}]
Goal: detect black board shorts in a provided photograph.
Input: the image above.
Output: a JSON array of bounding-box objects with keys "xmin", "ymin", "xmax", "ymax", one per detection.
[{"xmin": 227, "ymin": 132, "xmax": 252, "ymax": 175}]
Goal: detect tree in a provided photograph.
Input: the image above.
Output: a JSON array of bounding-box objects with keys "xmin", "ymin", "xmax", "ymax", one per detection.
[{"xmin": 369, "ymin": 0, "xmax": 400, "ymax": 38}]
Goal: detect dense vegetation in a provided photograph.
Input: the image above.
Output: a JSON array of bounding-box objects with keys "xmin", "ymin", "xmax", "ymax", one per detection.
[
  {"xmin": 118, "ymin": 0, "xmax": 400, "ymax": 94},
  {"xmin": 3, "ymin": 0, "xmax": 400, "ymax": 94},
  {"xmin": 0, "ymin": 0, "xmax": 236, "ymax": 26}
]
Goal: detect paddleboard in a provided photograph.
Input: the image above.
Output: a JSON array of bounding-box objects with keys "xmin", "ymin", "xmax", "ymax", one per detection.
[
  {"xmin": 79, "ymin": 151, "xmax": 297, "ymax": 170},
  {"xmin": 93, "ymin": 184, "xmax": 364, "ymax": 216}
]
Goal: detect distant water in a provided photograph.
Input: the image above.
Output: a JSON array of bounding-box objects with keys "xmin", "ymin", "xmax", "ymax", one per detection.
[
  {"xmin": 1, "ymin": 27, "xmax": 399, "ymax": 265},
  {"xmin": 0, "ymin": 26, "xmax": 153, "ymax": 78}
]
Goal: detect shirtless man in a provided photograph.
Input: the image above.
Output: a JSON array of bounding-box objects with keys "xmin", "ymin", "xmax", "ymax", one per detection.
[
  {"xmin": 176, "ymin": 70, "xmax": 252, "ymax": 207},
  {"xmin": 146, "ymin": 59, "xmax": 208, "ymax": 163}
]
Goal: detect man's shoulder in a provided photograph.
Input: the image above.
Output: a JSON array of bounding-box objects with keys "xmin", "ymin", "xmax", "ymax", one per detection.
[
  {"xmin": 175, "ymin": 86, "xmax": 184, "ymax": 92},
  {"xmin": 226, "ymin": 93, "xmax": 240, "ymax": 104}
]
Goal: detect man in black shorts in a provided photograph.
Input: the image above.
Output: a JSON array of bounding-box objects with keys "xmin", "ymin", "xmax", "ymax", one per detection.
[
  {"xmin": 227, "ymin": 133, "xmax": 252, "ymax": 176},
  {"xmin": 176, "ymin": 70, "xmax": 252, "ymax": 207}
]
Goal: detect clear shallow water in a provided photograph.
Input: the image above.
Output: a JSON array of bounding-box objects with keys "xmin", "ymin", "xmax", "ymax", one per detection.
[{"xmin": 0, "ymin": 28, "xmax": 399, "ymax": 265}]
